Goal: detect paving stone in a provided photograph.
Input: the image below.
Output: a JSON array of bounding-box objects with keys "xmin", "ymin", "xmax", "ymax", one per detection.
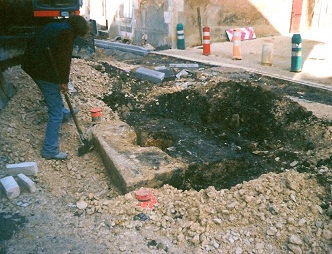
[
  {"xmin": 154, "ymin": 66, "xmax": 175, "ymax": 81},
  {"xmin": 169, "ymin": 63, "xmax": 199, "ymax": 68},
  {"xmin": 94, "ymin": 39, "xmax": 150, "ymax": 56},
  {"xmin": 0, "ymin": 176, "xmax": 20, "ymax": 199},
  {"xmin": 16, "ymin": 173, "xmax": 36, "ymax": 193},
  {"xmin": 133, "ymin": 67, "xmax": 165, "ymax": 83},
  {"xmin": 5, "ymin": 162, "xmax": 38, "ymax": 176}
]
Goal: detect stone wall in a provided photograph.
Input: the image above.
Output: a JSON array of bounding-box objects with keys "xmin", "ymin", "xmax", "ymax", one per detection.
[
  {"xmin": 86, "ymin": 0, "xmax": 321, "ymax": 48},
  {"xmin": 177, "ymin": 0, "xmax": 291, "ymax": 47}
]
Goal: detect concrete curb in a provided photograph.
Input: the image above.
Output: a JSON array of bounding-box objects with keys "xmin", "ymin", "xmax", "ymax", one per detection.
[
  {"xmin": 5, "ymin": 162, "xmax": 38, "ymax": 176},
  {"xmin": 133, "ymin": 67, "xmax": 165, "ymax": 83},
  {"xmin": 153, "ymin": 51, "xmax": 332, "ymax": 92},
  {"xmin": 95, "ymin": 39, "xmax": 151, "ymax": 56}
]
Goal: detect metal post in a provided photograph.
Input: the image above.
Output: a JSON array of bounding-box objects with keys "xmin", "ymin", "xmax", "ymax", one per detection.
[
  {"xmin": 176, "ymin": 23, "xmax": 185, "ymax": 50},
  {"xmin": 291, "ymin": 34, "xmax": 302, "ymax": 72}
]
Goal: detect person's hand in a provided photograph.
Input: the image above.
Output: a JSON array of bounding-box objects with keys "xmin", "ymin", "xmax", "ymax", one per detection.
[{"xmin": 60, "ymin": 83, "xmax": 69, "ymax": 94}]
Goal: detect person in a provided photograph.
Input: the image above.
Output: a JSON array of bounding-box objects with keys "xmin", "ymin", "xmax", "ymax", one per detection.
[{"xmin": 22, "ymin": 14, "xmax": 89, "ymax": 160}]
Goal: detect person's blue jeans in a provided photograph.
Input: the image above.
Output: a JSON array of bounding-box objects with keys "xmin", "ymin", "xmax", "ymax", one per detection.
[{"xmin": 35, "ymin": 80, "xmax": 68, "ymax": 157}]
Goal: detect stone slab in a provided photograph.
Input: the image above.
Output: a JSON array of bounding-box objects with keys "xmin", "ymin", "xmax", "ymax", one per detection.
[
  {"xmin": 17, "ymin": 173, "xmax": 36, "ymax": 193},
  {"xmin": 133, "ymin": 67, "xmax": 165, "ymax": 84},
  {"xmin": 0, "ymin": 176, "xmax": 20, "ymax": 199},
  {"xmin": 93, "ymin": 121, "xmax": 186, "ymax": 194},
  {"xmin": 154, "ymin": 66, "xmax": 176, "ymax": 81},
  {"xmin": 169, "ymin": 63, "xmax": 199, "ymax": 68},
  {"xmin": 5, "ymin": 162, "xmax": 38, "ymax": 176},
  {"xmin": 94, "ymin": 39, "xmax": 150, "ymax": 56}
]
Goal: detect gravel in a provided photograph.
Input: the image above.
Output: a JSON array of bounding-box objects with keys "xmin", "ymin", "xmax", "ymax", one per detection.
[{"xmin": 0, "ymin": 57, "xmax": 331, "ymax": 254}]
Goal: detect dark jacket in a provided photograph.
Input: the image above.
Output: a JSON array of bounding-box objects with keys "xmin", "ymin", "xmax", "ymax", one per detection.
[{"xmin": 22, "ymin": 22, "xmax": 75, "ymax": 84}]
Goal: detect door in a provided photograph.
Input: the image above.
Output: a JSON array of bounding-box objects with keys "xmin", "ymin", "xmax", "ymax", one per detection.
[{"xmin": 290, "ymin": 0, "xmax": 304, "ymax": 33}]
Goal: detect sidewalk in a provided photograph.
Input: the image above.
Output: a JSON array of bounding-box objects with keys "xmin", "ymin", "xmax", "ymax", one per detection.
[{"xmin": 155, "ymin": 32, "xmax": 332, "ymax": 90}]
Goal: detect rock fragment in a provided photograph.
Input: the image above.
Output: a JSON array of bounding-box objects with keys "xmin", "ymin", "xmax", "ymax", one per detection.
[
  {"xmin": 287, "ymin": 243, "xmax": 303, "ymax": 254},
  {"xmin": 289, "ymin": 234, "xmax": 303, "ymax": 245},
  {"xmin": 76, "ymin": 200, "xmax": 88, "ymax": 210}
]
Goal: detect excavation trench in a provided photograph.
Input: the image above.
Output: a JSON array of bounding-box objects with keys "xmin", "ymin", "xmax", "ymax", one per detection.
[
  {"xmin": 131, "ymin": 117, "xmax": 272, "ymax": 191},
  {"xmin": 100, "ymin": 59, "xmax": 331, "ymax": 191}
]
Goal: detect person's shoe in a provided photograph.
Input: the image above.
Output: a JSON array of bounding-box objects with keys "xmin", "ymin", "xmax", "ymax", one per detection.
[
  {"xmin": 43, "ymin": 152, "xmax": 68, "ymax": 160},
  {"xmin": 62, "ymin": 108, "xmax": 79, "ymax": 123}
]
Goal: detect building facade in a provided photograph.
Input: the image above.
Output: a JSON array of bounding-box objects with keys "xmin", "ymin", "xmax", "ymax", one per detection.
[{"xmin": 81, "ymin": 0, "xmax": 332, "ymax": 48}]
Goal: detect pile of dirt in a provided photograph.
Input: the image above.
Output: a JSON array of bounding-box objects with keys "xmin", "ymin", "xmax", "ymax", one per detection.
[{"xmin": 0, "ymin": 54, "xmax": 331, "ymax": 253}]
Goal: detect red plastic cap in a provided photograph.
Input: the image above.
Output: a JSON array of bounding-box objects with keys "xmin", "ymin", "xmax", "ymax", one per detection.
[{"xmin": 135, "ymin": 189, "xmax": 151, "ymax": 201}]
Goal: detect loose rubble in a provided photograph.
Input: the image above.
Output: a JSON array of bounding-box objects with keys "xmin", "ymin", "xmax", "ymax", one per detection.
[{"xmin": 0, "ymin": 55, "xmax": 331, "ymax": 253}]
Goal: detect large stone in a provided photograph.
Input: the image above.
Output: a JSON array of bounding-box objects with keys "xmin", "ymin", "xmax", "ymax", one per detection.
[
  {"xmin": 17, "ymin": 173, "xmax": 36, "ymax": 193},
  {"xmin": 5, "ymin": 161, "xmax": 38, "ymax": 176},
  {"xmin": 0, "ymin": 176, "xmax": 20, "ymax": 199},
  {"xmin": 93, "ymin": 121, "xmax": 186, "ymax": 194},
  {"xmin": 133, "ymin": 67, "xmax": 165, "ymax": 83}
]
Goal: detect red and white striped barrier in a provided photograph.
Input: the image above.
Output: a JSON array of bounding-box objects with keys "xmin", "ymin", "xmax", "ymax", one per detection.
[
  {"xmin": 226, "ymin": 27, "xmax": 256, "ymax": 41},
  {"xmin": 203, "ymin": 26, "xmax": 211, "ymax": 55}
]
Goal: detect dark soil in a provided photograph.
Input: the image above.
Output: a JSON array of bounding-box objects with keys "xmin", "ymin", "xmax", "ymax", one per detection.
[{"xmin": 0, "ymin": 212, "xmax": 28, "ymax": 253}]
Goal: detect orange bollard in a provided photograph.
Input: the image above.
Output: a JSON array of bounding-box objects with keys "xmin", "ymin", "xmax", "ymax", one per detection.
[
  {"xmin": 203, "ymin": 26, "xmax": 210, "ymax": 56},
  {"xmin": 232, "ymin": 28, "xmax": 242, "ymax": 60}
]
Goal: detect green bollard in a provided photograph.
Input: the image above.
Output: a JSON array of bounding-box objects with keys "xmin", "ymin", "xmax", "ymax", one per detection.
[
  {"xmin": 176, "ymin": 23, "xmax": 185, "ymax": 50},
  {"xmin": 291, "ymin": 34, "xmax": 302, "ymax": 72}
]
